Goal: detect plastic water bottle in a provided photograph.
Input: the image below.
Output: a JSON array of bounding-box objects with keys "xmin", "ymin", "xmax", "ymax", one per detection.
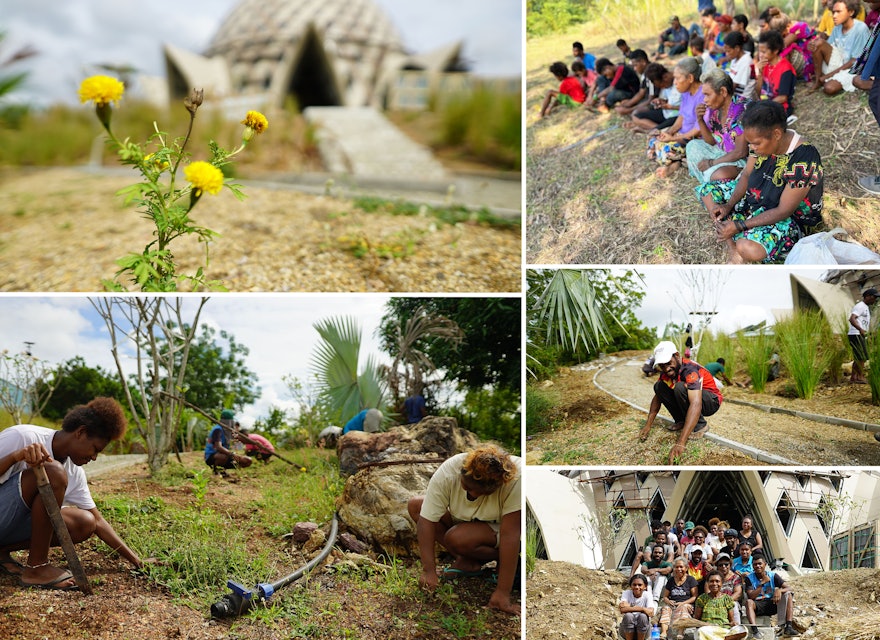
[{"xmin": 651, "ymin": 624, "xmax": 661, "ymax": 640}]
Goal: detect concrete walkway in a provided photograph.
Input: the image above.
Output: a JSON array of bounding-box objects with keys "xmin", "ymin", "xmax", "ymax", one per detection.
[
  {"xmin": 304, "ymin": 106, "xmax": 449, "ymax": 181},
  {"xmin": 84, "ymin": 454, "xmax": 146, "ymax": 479}
]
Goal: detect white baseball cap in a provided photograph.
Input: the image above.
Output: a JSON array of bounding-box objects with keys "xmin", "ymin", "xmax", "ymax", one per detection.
[{"xmin": 653, "ymin": 341, "xmax": 679, "ymax": 365}]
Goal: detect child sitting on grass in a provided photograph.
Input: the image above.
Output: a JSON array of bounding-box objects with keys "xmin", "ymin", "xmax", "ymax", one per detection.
[
  {"xmin": 625, "ymin": 63, "xmax": 681, "ymax": 132},
  {"xmin": 617, "ymin": 38, "xmax": 635, "ymax": 65},
  {"xmin": 540, "ymin": 61, "xmax": 585, "ymax": 118},
  {"xmin": 614, "ymin": 50, "xmax": 653, "ymax": 116},
  {"xmin": 588, "ymin": 57, "xmax": 642, "ymax": 112},
  {"xmin": 755, "ymin": 30, "xmax": 797, "ymax": 117},
  {"xmin": 571, "ymin": 60, "xmax": 598, "ymax": 95}
]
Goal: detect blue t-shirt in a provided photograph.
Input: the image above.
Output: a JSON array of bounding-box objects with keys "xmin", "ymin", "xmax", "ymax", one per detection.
[
  {"xmin": 732, "ymin": 555, "xmax": 753, "ymax": 574},
  {"xmin": 342, "ymin": 409, "xmax": 368, "ymax": 434},
  {"xmin": 404, "ymin": 394, "xmax": 426, "ymax": 423},
  {"xmin": 204, "ymin": 424, "xmax": 228, "ymax": 460}
]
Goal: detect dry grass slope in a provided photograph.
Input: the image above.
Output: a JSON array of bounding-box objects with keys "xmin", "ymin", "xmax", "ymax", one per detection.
[{"xmin": 526, "ymin": 25, "xmax": 880, "ymax": 264}]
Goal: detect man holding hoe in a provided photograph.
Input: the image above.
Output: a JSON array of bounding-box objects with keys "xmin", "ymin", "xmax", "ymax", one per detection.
[{"xmin": 0, "ymin": 397, "xmax": 149, "ymax": 590}]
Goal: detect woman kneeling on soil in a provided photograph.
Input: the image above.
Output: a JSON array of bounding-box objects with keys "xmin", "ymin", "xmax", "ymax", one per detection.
[
  {"xmin": 693, "ymin": 571, "xmax": 748, "ymax": 640},
  {"xmin": 688, "ymin": 68, "xmax": 751, "ymax": 211},
  {"xmin": 659, "ymin": 557, "xmax": 699, "ymax": 639},
  {"xmin": 407, "ymin": 444, "xmax": 522, "ymax": 615},
  {"xmin": 619, "ymin": 574, "xmax": 657, "ymax": 640},
  {"xmin": 712, "ymin": 100, "xmax": 824, "ymax": 263},
  {"xmin": 0, "ymin": 397, "xmax": 148, "ymax": 590},
  {"xmin": 647, "ymin": 57, "xmax": 705, "ymax": 178}
]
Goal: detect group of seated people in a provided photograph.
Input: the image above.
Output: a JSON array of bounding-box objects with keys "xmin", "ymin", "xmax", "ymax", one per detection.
[
  {"xmin": 539, "ymin": 1, "xmax": 880, "ymax": 263},
  {"xmin": 620, "ymin": 516, "xmax": 800, "ymax": 640}
]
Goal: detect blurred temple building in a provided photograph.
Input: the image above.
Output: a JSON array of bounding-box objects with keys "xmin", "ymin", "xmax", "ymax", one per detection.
[{"xmin": 145, "ymin": 0, "xmax": 490, "ymax": 113}]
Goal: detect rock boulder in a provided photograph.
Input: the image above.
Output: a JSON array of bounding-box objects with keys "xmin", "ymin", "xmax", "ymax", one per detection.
[
  {"xmin": 335, "ymin": 416, "xmax": 482, "ymax": 557},
  {"xmin": 336, "ymin": 416, "xmax": 479, "ymax": 476}
]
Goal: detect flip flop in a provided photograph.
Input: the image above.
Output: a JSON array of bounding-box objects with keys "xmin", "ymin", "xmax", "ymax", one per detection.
[
  {"xmin": 20, "ymin": 570, "xmax": 79, "ymax": 591},
  {"xmin": 440, "ymin": 567, "xmax": 485, "ymax": 579},
  {"xmin": 0, "ymin": 556, "xmax": 24, "ymax": 577}
]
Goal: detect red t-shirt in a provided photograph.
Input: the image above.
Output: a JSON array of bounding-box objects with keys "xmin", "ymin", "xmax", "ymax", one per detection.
[
  {"xmin": 659, "ymin": 359, "xmax": 723, "ymax": 403},
  {"xmin": 559, "ymin": 76, "xmax": 586, "ymax": 103},
  {"xmin": 760, "ymin": 58, "xmax": 796, "ymax": 116}
]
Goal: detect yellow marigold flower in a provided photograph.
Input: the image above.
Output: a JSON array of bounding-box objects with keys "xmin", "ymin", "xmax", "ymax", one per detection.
[
  {"xmin": 184, "ymin": 161, "xmax": 224, "ymax": 196},
  {"xmin": 78, "ymin": 75, "xmax": 125, "ymax": 106},
  {"xmin": 241, "ymin": 110, "xmax": 268, "ymax": 134}
]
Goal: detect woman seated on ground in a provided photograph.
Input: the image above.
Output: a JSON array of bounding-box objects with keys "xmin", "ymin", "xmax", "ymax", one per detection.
[
  {"xmin": 766, "ymin": 7, "xmax": 818, "ymax": 80},
  {"xmin": 694, "ymin": 571, "xmax": 747, "ymax": 640},
  {"xmin": 626, "ymin": 63, "xmax": 681, "ymax": 132},
  {"xmin": 711, "ymin": 100, "xmax": 824, "ymax": 263},
  {"xmin": 687, "ymin": 68, "xmax": 750, "ymax": 211},
  {"xmin": 809, "ymin": 0, "xmax": 870, "ymax": 94},
  {"xmin": 659, "ymin": 558, "xmax": 699, "ymax": 640},
  {"xmin": 755, "ymin": 30, "xmax": 797, "ymax": 117},
  {"xmin": 647, "ymin": 57, "xmax": 705, "ymax": 178},
  {"xmin": 619, "ymin": 574, "xmax": 657, "ymax": 640}
]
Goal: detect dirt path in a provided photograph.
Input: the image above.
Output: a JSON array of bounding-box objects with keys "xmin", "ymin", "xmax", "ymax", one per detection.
[
  {"xmin": 0, "ymin": 168, "xmax": 520, "ymax": 292},
  {"xmin": 596, "ymin": 355, "xmax": 880, "ymax": 466},
  {"xmin": 527, "ymin": 353, "xmax": 880, "ymax": 466}
]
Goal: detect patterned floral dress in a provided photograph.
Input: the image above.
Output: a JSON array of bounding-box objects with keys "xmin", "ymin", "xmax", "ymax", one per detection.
[{"xmin": 729, "ymin": 137, "xmax": 825, "ymax": 262}]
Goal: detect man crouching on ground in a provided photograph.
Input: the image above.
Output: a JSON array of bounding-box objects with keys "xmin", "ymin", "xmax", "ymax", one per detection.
[
  {"xmin": 639, "ymin": 341, "xmax": 723, "ymax": 464},
  {"xmin": 0, "ymin": 397, "xmax": 149, "ymax": 590},
  {"xmin": 407, "ymin": 444, "xmax": 521, "ymax": 615}
]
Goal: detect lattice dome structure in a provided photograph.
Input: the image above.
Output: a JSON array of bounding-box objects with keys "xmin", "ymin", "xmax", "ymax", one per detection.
[{"xmin": 163, "ymin": 0, "xmax": 468, "ymax": 112}]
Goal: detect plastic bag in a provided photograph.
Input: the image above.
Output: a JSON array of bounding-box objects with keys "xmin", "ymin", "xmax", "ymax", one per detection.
[{"xmin": 785, "ymin": 228, "xmax": 880, "ymax": 265}]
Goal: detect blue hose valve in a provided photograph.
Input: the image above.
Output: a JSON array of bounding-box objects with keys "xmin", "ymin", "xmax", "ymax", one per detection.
[
  {"xmin": 227, "ymin": 580, "xmax": 253, "ymax": 600},
  {"xmin": 257, "ymin": 583, "xmax": 275, "ymax": 600}
]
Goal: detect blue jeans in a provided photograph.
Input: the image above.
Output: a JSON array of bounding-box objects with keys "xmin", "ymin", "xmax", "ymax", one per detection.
[{"xmin": 0, "ymin": 472, "xmax": 32, "ymax": 545}]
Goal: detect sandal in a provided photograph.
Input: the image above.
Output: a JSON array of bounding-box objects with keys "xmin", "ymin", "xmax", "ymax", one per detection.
[
  {"xmin": 0, "ymin": 555, "xmax": 24, "ymax": 577},
  {"xmin": 20, "ymin": 570, "xmax": 79, "ymax": 591}
]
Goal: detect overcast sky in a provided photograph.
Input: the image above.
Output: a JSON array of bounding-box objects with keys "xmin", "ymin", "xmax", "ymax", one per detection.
[
  {"xmin": 621, "ymin": 266, "xmax": 836, "ymax": 336},
  {"xmin": 3, "ymin": 0, "xmax": 522, "ymax": 106},
  {"xmin": 0, "ymin": 294, "xmax": 396, "ymax": 427}
]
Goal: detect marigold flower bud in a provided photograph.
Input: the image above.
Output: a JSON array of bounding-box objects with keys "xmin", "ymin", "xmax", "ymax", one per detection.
[{"xmin": 184, "ymin": 88, "xmax": 204, "ymax": 116}]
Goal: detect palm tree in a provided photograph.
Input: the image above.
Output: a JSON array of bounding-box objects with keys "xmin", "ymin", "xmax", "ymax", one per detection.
[
  {"xmin": 310, "ymin": 316, "xmax": 387, "ymax": 423},
  {"xmin": 0, "ymin": 31, "xmax": 36, "ymax": 101},
  {"xmin": 385, "ymin": 305, "xmax": 464, "ymax": 404},
  {"xmin": 530, "ymin": 269, "xmax": 613, "ymax": 354}
]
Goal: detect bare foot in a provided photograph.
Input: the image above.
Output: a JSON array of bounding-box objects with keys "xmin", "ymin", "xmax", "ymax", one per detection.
[{"xmin": 656, "ymin": 161, "xmax": 681, "ymax": 178}]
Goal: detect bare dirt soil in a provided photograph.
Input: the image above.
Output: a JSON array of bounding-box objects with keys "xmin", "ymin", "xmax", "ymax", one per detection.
[
  {"xmin": 0, "ymin": 168, "xmax": 520, "ymax": 292},
  {"xmin": 0, "ymin": 455, "xmax": 521, "ymax": 640},
  {"xmin": 526, "ymin": 33, "xmax": 880, "ymax": 265},
  {"xmin": 526, "ymin": 352, "xmax": 880, "ymax": 466},
  {"xmin": 526, "ymin": 559, "xmax": 880, "ymax": 640}
]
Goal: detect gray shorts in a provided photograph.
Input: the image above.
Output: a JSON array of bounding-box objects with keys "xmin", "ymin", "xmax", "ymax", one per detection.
[{"xmin": 0, "ymin": 472, "xmax": 32, "ymax": 545}]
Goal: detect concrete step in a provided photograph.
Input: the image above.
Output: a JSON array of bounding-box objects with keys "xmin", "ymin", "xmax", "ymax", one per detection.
[{"xmin": 303, "ymin": 106, "xmax": 448, "ymax": 182}]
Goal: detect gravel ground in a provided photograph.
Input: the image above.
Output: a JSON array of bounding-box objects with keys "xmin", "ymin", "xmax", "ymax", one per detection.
[{"xmin": 0, "ymin": 168, "xmax": 520, "ymax": 292}]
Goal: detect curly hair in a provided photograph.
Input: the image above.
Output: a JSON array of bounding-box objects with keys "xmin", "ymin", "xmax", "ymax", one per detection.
[
  {"xmin": 62, "ymin": 397, "xmax": 127, "ymax": 441},
  {"xmin": 461, "ymin": 444, "xmax": 517, "ymax": 490},
  {"xmin": 692, "ymin": 525, "xmax": 710, "ymax": 538}
]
